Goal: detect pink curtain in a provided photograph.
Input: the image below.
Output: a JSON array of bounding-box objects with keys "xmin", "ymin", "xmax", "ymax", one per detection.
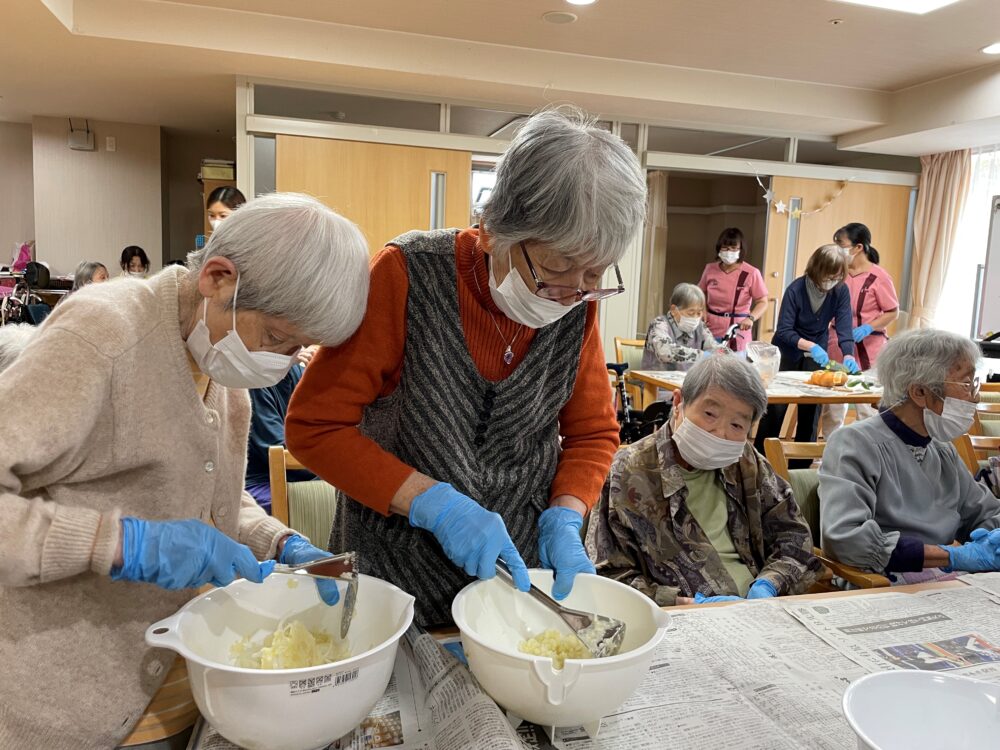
[{"xmin": 910, "ymin": 150, "xmax": 972, "ymax": 329}]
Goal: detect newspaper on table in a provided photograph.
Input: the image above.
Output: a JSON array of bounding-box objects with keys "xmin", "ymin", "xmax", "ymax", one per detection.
[
  {"xmin": 631, "ymin": 369, "xmax": 882, "ymax": 403},
  {"xmin": 782, "ymin": 584, "xmax": 1000, "ymax": 684},
  {"xmin": 188, "ymin": 626, "xmax": 527, "ymax": 750}
]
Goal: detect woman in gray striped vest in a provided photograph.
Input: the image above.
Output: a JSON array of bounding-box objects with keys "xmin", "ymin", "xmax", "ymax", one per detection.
[{"xmin": 287, "ymin": 108, "xmax": 648, "ymax": 625}]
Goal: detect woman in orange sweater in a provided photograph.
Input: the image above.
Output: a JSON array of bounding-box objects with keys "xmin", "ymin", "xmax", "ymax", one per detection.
[{"xmin": 287, "ymin": 109, "xmax": 647, "ymax": 625}]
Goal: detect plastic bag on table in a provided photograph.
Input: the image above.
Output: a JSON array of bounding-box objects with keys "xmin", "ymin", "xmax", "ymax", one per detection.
[{"xmin": 746, "ymin": 341, "xmax": 780, "ymax": 386}]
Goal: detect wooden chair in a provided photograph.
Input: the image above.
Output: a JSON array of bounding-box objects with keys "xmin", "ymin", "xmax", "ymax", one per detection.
[
  {"xmin": 763, "ymin": 438, "xmax": 891, "ymax": 589},
  {"xmin": 613, "ymin": 336, "xmax": 647, "ymax": 409},
  {"xmin": 953, "ymin": 432, "xmax": 1000, "ymax": 474},
  {"xmin": 972, "ymin": 401, "xmax": 1000, "ymax": 437},
  {"xmin": 268, "ymin": 446, "xmax": 339, "ymax": 547},
  {"xmin": 980, "ymin": 382, "xmax": 1000, "ymax": 394}
]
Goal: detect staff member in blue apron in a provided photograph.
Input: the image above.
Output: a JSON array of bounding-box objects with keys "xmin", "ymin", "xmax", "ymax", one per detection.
[
  {"xmin": 698, "ymin": 227, "xmax": 769, "ymax": 353},
  {"xmin": 754, "ymin": 244, "xmax": 860, "ymax": 463}
]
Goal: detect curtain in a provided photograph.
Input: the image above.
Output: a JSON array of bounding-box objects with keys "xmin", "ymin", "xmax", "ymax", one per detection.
[
  {"xmin": 935, "ymin": 146, "xmax": 1000, "ymax": 334},
  {"xmin": 637, "ymin": 171, "xmax": 668, "ymax": 336},
  {"xmin": 910, "ymin": 149, "xmax": 972, "ymax": 329}
]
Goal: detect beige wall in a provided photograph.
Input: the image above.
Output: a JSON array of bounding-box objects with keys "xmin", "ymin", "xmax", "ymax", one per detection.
[
  {"xmin": 163, "ymin": 131, "xmax": 235, "ymax": 263},
  {"xmin": 0, "ymin": 122, "xmax": 35, "ymax": 260},
  {"xmin": 32, "ymin": 116, "xmax": 162, "ymax": 275}
]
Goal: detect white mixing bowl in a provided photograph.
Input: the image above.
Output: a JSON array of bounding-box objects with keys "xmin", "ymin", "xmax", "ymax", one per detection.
[
  {"xmin": 452, "ymin": 570, "xmax": 670, "ymax": 737},
  {"xmin": 843, "ymin": 671, "xmax": 1000, "ymax": 749},
  {"xmin": 146, "ymin": 573, "xmax": 414, "ymax": 750}
]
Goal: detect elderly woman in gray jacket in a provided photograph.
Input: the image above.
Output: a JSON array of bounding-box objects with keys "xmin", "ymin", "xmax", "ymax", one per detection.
[
  {"xmin": 0, "ymin": 194, "xmax": 369, "ymax": 749},
  {"xmin": 820, "ymin": 329, "xmax": 1000, "ymax": 580}
]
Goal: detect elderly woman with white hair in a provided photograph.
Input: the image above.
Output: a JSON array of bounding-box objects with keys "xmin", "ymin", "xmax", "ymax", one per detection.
[
  {"xmin": 587, "ymin": 355, "xmax": 821, "ymax": 605},
  {"xmin": 641, "ymin": 282, "xmax": 719, "ymax": 377},
  {"xmin": 820, "ymin": 329, "xmax": 1000, "ymax": 581},
  {"xmin": 287, "ymin": 108, "xmax": 647, "ymax": 626},
  {"xmin": 0, "ymin": 193, "xmax": 370, "ymax": 748}
]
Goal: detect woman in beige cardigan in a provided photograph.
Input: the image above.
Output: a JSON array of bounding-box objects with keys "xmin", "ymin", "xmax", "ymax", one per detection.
[{"xmin": 0, "ymin": 193, "xmax": 370, "ymax": 749}]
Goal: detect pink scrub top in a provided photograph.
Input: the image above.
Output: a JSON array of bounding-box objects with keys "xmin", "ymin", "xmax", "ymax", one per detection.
[
  {"xmin": 698, "ymin": 261, "xmax": 768, "ymax": 352},
  {"xmin": 828, "ymin": 264, "xmax": 899, "ymax": 368}
]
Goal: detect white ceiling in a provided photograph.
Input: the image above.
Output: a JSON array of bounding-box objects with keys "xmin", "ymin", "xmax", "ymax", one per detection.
[{"xmin": 0, "ymin": 0, "xmax": 999, "ymax": 153}]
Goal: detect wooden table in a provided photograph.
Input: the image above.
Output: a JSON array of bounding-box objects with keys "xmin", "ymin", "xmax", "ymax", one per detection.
[{"xmin": 631, "ymin": 368, "xmax": 883, "ymax": 408}]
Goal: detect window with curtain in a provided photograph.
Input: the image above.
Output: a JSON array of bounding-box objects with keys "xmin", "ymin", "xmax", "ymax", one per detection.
[{"xmin": 937, "ymin": 146, "xmax": 1000, "ymax": 334}]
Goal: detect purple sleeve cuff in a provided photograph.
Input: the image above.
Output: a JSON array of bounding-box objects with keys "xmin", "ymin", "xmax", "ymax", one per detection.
[{"xmin": 886, "ymin": 534, "xmax": 925, "ymax": 573}]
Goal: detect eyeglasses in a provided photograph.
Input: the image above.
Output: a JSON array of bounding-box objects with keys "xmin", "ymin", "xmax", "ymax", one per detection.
[
  {"xmin": 943, "ymin": 376, "xmax": 981, "ymax": 399},
  {"xmin": 519, "ymin": 242, "xmax": 625, "ymax": 302}
]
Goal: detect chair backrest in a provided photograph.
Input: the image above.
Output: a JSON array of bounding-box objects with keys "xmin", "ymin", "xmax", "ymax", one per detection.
[
  {"xmin": 614, "ymin": 336, "xmax": 646, "ymax": 370},
  {"xmin": 763, "ymin": 438, "xmax": 826, "ymax": 547},
  {"xmin": 268, "ymin": 446, "xmax": 338, "ymax": 544}
]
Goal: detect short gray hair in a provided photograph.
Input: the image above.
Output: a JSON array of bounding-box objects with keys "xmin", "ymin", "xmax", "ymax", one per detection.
[
  {"xmin": 680, "ymin": 355, "xmax": 768, "ymax": 423},
  {"xmin": 877, "ymin": 328, "xmax": 981, "ymax": 406},
  {"xmin": 480, "ymin": 107, "xmax": 647, "ymax": 267},
  {"xmin": 670, "ymin": 283, "xmax": 705, "ymax": 310},
  {"xmin": 0, "ymin": 323, "xmax": 37, "ymax": 373},
  {"xmin": 187, "ymin": 193, "xmax": 370, "ymax": 346},
  {"xmin": 72, "ymin": 261, "xmax": 108, "ymax": 292}
]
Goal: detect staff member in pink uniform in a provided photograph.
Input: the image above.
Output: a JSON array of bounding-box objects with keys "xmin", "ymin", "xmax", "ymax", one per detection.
[
  {"xmin": 822, "ymin": 223, "xmax": 899, "ymax": 437},
  {"xmin": 698, "ymin": 227, "xmax": 769, "ymax": 352}
]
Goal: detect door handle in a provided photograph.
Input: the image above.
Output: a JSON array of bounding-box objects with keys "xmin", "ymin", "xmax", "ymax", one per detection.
[{"xmin": 766, "ymin": 298, "xmax": 778, "ymax": 333}]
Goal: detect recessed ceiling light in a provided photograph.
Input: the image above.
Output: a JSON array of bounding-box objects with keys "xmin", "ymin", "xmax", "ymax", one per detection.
[
  {"xmin": 566, "ymin": 0, "xmax": 597, "ymax": 5},
  {"xmin": 983, "ymin": 42, "xmax": 1000, "ymax": 55},
  {"xmin": 543, "ymin": 11, "xmax": 578, "ymax": 23},
  {"xmin": 830, "ymin": 0, "xmax": 960, "ymax": 13}
]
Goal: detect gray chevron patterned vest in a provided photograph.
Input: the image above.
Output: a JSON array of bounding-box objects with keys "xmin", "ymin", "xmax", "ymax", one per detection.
[{"xmin": 329, "ymin": 229, "xmax": 587, "ymax": 625}]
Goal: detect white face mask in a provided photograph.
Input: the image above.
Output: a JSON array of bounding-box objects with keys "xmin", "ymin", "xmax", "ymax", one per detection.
[
  {"xmin": 209, "ymin": 218, "xmax": 223, "ymax": 231},
  {"xmin": 185, "ymin": 274, "xmax": 296, "ymax": 389},
  {"xmin": 488, "ymin": 253, "xmax": 580, "ymax": 329},
  {"xmin": 678, "ymin": 315, "xmax": 701, "ymax": 334},
  {"xmin": 127, "ymin": 271, "xmax": 146, "ymax": 279},
  {"xmin": 719, "ymin": 251, "xmax": 740, "ymax": 265},
  {"xmin": 923, "ymin": 396, "xmax": 977, "ymax": 442},
  {"xmin": 672, "ymin": 414, "xmax": 746, "ymax": 470},
  {"xmin": 821, "ymin": 279, "xmax": 840, "ymax": 292}
]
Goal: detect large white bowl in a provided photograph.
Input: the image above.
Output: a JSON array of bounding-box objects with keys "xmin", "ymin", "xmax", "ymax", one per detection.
[
  {"xmin": 452, "ymin": 570, "xmax": 670, "ymax": 737},
  {"xmin": 146, "ymin": 573, "xmax": 414, "ymax": 750},
  {"xmin": 843, "ymin": 671, "xmax": 1000, "ymax": 749}
]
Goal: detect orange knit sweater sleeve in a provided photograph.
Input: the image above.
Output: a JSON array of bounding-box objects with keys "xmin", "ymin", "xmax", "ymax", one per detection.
[
  {"xmin": 286, "ymin": 246, "xmax": 413, "ymax": 515},
  {"xmin": 551, "ymin": 305, "xmax": 620, "ymax": 508}
]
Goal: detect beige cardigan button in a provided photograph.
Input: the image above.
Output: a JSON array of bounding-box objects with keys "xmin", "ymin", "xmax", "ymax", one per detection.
[{"xmin": 204, "ymin": 461, "xmax": 215, "ymax": 473}]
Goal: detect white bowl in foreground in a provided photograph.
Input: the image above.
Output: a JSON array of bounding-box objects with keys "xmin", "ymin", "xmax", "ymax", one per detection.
[
  {"xmin": 843, "ymin": 670, "xmax": 1000, "ymax": 750},
  {"xmin": 452, "ymin": 570, "xmax": 670, "ymax": 737},
  {"xmin": 146, "ymin": 573, "xmax": 414, "ymax": 750}
]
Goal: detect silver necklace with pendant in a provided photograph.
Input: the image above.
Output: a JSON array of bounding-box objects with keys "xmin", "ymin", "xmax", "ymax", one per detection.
[{"xmin": 473, "ymin": 253, "xmax": 522, "ymax": 366}]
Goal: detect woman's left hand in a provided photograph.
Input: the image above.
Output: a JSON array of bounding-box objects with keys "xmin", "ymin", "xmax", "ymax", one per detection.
[
  {"xmin": 738, "ymin": 317, "xmax": 754, "ymax": 330},
  {"xmin": 538, "ymin": 505, "xmax": 595, "ymax": 600},
  {"xmin": 279, "ymin": 534, "xmax": 341, "ymax": 605}
]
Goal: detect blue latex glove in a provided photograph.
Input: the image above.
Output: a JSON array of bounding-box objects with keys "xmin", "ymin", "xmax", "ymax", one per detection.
[
  {"xmin": 940, "ymin": 528, "xmax": 1000, "ymax": 573},
  {"xmin": 809, "ymin": 345, "xmax": 830, "ymax": 367},
  {"xmin": 852, "ymin": 324, "xmax": 873, "ymax": 343},
  {"xmin": 410, "ymin": 483, "xmax": 530, "ymax": 591},
  {"xmin": 111, "ymin": 518, "xmax": 274, "ymax": 589},
  {"xmin": 279, "ymin": 534, "xmax": 340, "ymax": 605},
  {"xmin": 693, "ymin": 592, "xmax": 743, "ymax": 603},
  {"xmin": 745, "ymin": 579, "xmax": 779, "ymax": 599},
  {"xmin": 843, "ymin": 356, "xmax": 862, "ymax": 375},
  {"xmin": 538, "ymin": 507, "xmax": 595, "ymax": 601}
]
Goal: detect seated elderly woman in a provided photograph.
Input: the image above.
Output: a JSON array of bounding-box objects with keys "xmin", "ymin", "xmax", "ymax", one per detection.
[
  {"xmin": 586, "ymin": 355, "xmax": 821, "ymax": 605},
  {"xmin": 0, "ymin": 193, "xmax": 370, "ymax": 747},
  {"xmin": 641, "ymin": 282, "xmax": 719, "ymax": 374},
  {"xmin": 820, "ymin": 329, "xmax": 1000, "ymax": 579}
]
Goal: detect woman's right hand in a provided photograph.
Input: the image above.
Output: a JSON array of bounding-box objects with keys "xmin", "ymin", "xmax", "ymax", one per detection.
[
  {"xmin": 110, "ymin": 518, "xmax": 274, "ymax": 589},
  {"xmin": 408, "ymin": 483, "xmax": 531, "ymax": 591}
]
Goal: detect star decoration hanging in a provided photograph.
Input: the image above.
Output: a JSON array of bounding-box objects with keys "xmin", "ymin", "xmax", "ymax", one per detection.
[
  {"xmin": 791, "ymin": 208, "xmax": 803, "ymax": 219},
  {"xmin": 775, "ymin": 200, "xmax": 787, "ymax": 214},
  {"xmin": 763, "ymin": 189, "xmax": 775, "ymax": 203}
]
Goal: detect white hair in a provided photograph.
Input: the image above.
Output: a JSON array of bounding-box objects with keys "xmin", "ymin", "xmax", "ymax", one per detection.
[
  {"xmin": 681, "ymin": 355, "xmax": 768, "ymax": 423},
  {"xmin": 670, "ymin": 283, "xmax": 705, "ymax": 310},
  {"xmin": 187, "ymin": 193, "xmax": 370, "ymax": 346},
  {"xmin": 480, "ymin": 107, "xmax": 647, "ymax": 267},
  {"xmin": 876, "ymin": 328, "xmax": 981, "ymax": 406},
  {"xmin": 0, "ymin": 323, "xmax": 38, "ymax": 373}
]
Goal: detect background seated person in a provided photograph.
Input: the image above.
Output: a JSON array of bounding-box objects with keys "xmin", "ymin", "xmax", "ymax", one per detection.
[
  {"xmin": 641, "ymin": 282, "xmax": 719, "ymax": 373},
  {"xmin": 586, "ymin": 355, "xmax": 821, "ymax": 606},
  {"xmin": 245, "ymin": 346, "xmax": 318, "ymax": 513},
  {"xmin": 820, "ymin": 329, "xmax": 1000, "ymax": 581}
]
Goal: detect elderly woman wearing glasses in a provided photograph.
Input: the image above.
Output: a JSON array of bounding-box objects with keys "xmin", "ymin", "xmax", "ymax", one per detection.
[
  {"xmin": 287, "ymin": 108, "xmax": 647, "ymax": 625},
  {"xmin": 820, "ymin": 329, "xmax": 1000, "ymax": 581}
]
